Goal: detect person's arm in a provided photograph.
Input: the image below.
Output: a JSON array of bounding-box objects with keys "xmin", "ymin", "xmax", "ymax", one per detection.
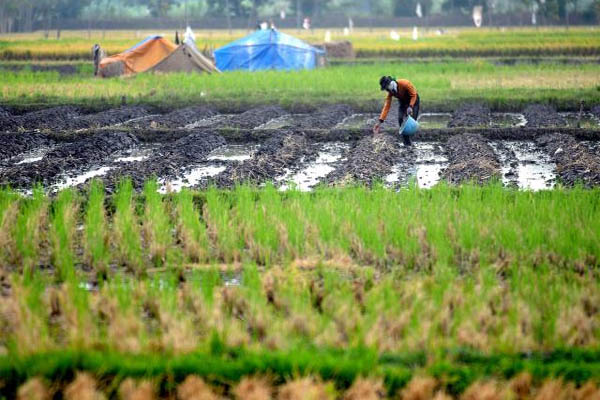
[
  {"xmin": 373, "ymin": 93, "xmax": 392, "ymax": 134},
  {"xmin": 379, "ymin": 92, "xmax": 393, "ymax": 122}
]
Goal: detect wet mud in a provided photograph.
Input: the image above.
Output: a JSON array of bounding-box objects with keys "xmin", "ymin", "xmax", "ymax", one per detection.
[
  {"xmin": 448, "ymin": 104, "xmax": 491, "ymax": 128},
  {"xmin": 489, "ymin": 141, "xmax": 556, "ymax": 190},
  {"xmin": 290, "ymin": 104, "xmax": 355, "ymax": 129},
  {"xmin": 591, "ymin": 105, "xmax": 600, "ymax": 120},
  {"xmin": 0, "ymin": 132, "xmax": 54, "ymax": 162},
  {"xmin": 78, "ymin": 106, "xmax": 150, "ymax": 128},
  {"xmin": 0, "ymin": 104, "xmax": 598, "ymax": 192},
  {"xmin": 326, "ymin": 133, "xmax": 405, "ymax": 185},
  {"xmin": 536, "ymin": 134, "xmax": 600, "ymax": 187},
  {"xmin": 523, "ymin": 104, "xmax": 567, "ymax": 127},
  {"xmin": 16, "ymin": 106, "xmax": 87, "ymax": 131},
  {"xmin": 103, "ymin": 131, "xmax": 226, "ymax": 190},
  {"xmin": 212, "ymin": 133, "xmax": 314, "ymax": 187},
  {"xmin": 198, "ymin": 106, "xmax": 288, "ymax": 130},
  {"xmin": 442, "ymin": 134, "xmax": 501, "ymax": 184},
  {"xmin": 123, "ymin": 106, "xmax": 216, "ymax": 129},
  {"xmin": 0, "ymin": 107, "xmax": 18, "ymax": 132},
  {"xmin": 0, "ymin": 131, "xmax": 138, "ymax": 188},
  {"xmin": 8, "ymin": 106, "xmax": 151, "ymax": 131}
]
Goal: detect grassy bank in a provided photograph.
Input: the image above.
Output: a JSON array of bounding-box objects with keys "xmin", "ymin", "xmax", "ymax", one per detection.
[
  {"xmin": 0, "ymin": 182, "xmax": 598, "ymax": 396},
  {"xmin": 1, "ymin": 60, "xmax": 599, "ymax": 111},
  {"xmin": 3, "ymin": 349, "xmax": 600, "ymax": 398},
  {"xmin": 1, "ymin": 27, "xmax": 599, "ymax": 60}
]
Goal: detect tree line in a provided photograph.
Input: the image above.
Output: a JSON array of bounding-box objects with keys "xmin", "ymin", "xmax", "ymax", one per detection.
[{"xmin": 1, "ymin": 0, "xmax": 598, "ymax": 33}]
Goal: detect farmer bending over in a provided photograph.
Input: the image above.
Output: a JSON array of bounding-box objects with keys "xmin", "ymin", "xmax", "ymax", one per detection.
[{"xmin": 373, "ymin": 76, "xmax": 420, "ymax": 146}]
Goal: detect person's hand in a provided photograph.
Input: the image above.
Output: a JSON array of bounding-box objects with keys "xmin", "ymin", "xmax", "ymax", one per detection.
[
  {"xmin": 373, "ymin": 122, "xmax": 381, "ymax": 134},
  {"xmin": 407, "ymin": 107, "xmax": 413, "ymax": 116}
]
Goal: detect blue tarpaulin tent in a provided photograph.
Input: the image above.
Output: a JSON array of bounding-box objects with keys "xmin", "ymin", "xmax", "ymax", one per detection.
[{"xmin": 214, "ymin": 29, "xmax": 325, "ymax": 72}]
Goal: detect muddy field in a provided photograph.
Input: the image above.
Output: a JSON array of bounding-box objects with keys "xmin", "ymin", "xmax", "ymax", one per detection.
[{"xmin": 0, "ymin": 103, "xmax": 599, "ymax": 192}]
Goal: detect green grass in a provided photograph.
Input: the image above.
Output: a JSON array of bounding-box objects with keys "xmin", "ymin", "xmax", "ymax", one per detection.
[
  {"xmin": 84, "ymin": 180, "xmax": 109, "ymax": 276},
  {"xmin": 112, "ymin": 179, "xmax": 143, "ymax": 272},
  {"xmin": 1, "ymin": 60, "xmax": 599, "ymax": 111},
  {"xmin": 143, "ymin": 180, "xmax": 179, "ymax": 267},
  {"xmin": 49, "ymin": 188, "xmax": 78, "ymax": 282},
  {"xmin": 0, "ymin": 181, "xmax": 598, "ymax": 275},
  {"xmin": 3, "ymin": 348, "xmax": 600, "ymax": 397},
  {"xmin": 0, "ymin": 182, "xmax": 598, "ymax": 395}
]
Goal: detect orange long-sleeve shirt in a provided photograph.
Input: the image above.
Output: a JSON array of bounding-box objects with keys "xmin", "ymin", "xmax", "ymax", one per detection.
[{"xmin": 379, "ymin": 79, "xmax": 418, "ymax": 122}]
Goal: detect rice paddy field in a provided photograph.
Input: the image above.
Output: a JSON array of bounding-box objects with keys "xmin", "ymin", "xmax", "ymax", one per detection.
[
  {"xmin": 1, "ymin": 27, "xmax": 599, "ymax": 60},
  {"xmin": 0, "ymin": 26, "xmax": 600, "ymax": 399}
]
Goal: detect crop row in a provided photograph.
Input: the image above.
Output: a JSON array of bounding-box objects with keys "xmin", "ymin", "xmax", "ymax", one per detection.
[{"xmin": 1, "ymin": 181, "xmax": 598, "ymax": 273}]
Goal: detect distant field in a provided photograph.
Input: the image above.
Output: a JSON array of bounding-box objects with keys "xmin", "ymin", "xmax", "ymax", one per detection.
[
  {"xmin": 0, "ymin": 27, "xmax": 599, "ymax": 60},
  {"xmin": 1, "ymin": 60, "xmax": 598, "ymax": 111}
]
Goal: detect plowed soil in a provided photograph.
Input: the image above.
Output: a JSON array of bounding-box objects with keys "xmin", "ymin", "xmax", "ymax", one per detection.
[
  {"xmin": 213, "ymin": 133, "xmax": 314, "ymax": 187},
  {"xmin": 0, "ymin": 132, "xmax": 138, "ymax": 188},
  {"xmin": 103, "ymin": 131, "xmax": 226, "ymax": 191},
  {"xmin": 448, "ymin": 104, "xmax": 491, "ymax": 127},
  {"xmin": 0, "ymin": 103, "xmax": 598, "ymax": 191},
  {"xmin": 326, "ymin": 134, "xmax": 403, "ymax": 185},
  {"xmin": 523, "ymin": 104, "xmax": 567, "ymax": 127},
  {"xmin": 537, "ymin": 133, "xmax": 600, "ymax": 187},
  {"xmin": 443, "ymin": 134, "xmax": 501, "ymax": 184}
]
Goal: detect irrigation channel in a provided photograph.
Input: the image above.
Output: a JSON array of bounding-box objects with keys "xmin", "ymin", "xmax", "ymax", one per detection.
[{"xmin": 1, "ymin": 103, "xmax": 599, "ymax": 192}]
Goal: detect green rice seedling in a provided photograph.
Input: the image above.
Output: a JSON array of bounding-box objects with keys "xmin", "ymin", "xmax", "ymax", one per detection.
[
  {"xmin": 13, "ymin": 187, "xmax": 48, "ymax": 277},
  {"xmin": 0, "ymin": 188, "xmax": 19, "ymax": 266},
  {"xmin": 175, "ymin": 189, "xmax": 211, "ymax": 263},
  {"xmin": 83, "ymin": 180, "xmax": 109, "ymax": 277},
  {"xmin": 112, "ymin": 179, "xmax": 143, "ymax": 272},
  {"xmin": 233, "ymin": 185, "xmax": 281, "ymax": 265},
  {"xmin": 203, "ymin": 187, "xmax": 244, "ymax": 262},
  {"xmin": 143, "ymin": 180, "xmax": 175, "ymax": 267},
  {"xmin": 49, "ymin": 188, "xmax": 79, "ymax": 282}
]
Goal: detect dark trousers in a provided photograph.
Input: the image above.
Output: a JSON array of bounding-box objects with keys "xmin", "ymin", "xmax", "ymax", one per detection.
[{"xmin": 398, "ymin": 95, "xmax": 420, "ymax": 145}]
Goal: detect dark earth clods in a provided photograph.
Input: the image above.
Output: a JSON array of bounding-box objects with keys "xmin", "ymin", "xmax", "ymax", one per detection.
[
  {"xmin": 212, "ymin": 132, "xmax": 313, "ymax": 187},
  {"xmin": 448, "ymin": 104, "xmax": 491, "ymax": 128},
  {"xmin": 537, "ymin": 133, "xmax": 600, "ymax": 187},
  {"xmin": 0, "ymin": 131, "xmax": 138, "ymax": 188},
  {"xmin": 443, "ymin": 133, "xmax": 501, "ymax": 184},
  {"xmin": 523, "ymin": 104, "xmax": 566, "ymax": 127},
  {"xmin": 326, "ymin": 134, "xmax": 404, "ymax": 185}
]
